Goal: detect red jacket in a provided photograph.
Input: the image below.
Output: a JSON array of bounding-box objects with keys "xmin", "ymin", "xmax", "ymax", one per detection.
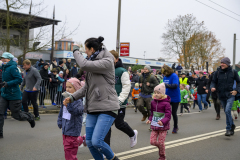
[{"xmin": 193, "ymin": 92, "xmax": 198, "ymax": 100}]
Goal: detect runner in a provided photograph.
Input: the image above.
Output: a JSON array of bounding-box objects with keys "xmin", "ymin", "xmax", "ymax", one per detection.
[
  {"xmin": 137, "ymin": 65, "xmax": 158, "ymax": 121},
  {"xmin": 104, "ymin": 50, "xmax": 138, "ymax": 148},
  {"xmin": 161, "ymin": 65, "xmax": 181, "ymax": 134},
  {"xmin": 211, "ymin": 57, "xmax": 240, "ymax": 136},
  {"xmin": 0, "ymin": 52, "xmax": 35, "ymax": 139},
  {"xmin": 63, "ymin": 36, "xmax": 120, "ymax": 160},
  {"xmin": 21, "ymin": 59, "xmax": 42, "ymax": 120},
  {"xmin": 196, "ymin": 71, "xmax": 209, "ymax": 112}
]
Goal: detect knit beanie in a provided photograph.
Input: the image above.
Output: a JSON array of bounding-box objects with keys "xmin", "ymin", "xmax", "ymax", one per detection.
[
  {"xmin": 154, "ymin": 83, "xmax": 166, "ymax": 95},
  {"xmin": 13, "ymin": 57, "xmax": 18, "ymax": 62},
  {"xmin": 67, "ymin": 78, "xmax": 84, "ymax": 91},
  {"xmin": 221, "ymin": 57, "xmax": 231, "ymax": 66},
  {"xmin": 144, "ymin": 65, "xmax": 151, "ymax": 72},
  {"xmin": 59, "ymin": 71, "xmax": 63, "ymax": 75},
  {"xmin": 135, "ymin": 83, "xmax": 139, "ymax": 87}
]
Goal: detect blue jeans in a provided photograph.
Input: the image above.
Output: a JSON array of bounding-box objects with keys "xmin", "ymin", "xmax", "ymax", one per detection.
[
  {"xmin": 86, "ymin": 113, "xmax": 115, "ymax": 160},
  {"xmin": 197, "ymin": 94, "xmax": 208, "ymax": 111},
  {"xmin": 220, "ymin": 96, "xmax": 235, "ymax": 130}
]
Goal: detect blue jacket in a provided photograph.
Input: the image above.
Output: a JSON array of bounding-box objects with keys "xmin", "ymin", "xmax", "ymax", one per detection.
[
  {"xmin": 176, "ymin": 65, "xmax": 183, "ymax": 71},
  {"xmin": 211, "ymin": 66, "xmax": 240, "ymax": 100},
  {"xmin": 71, "ymin": 67, "xmax": 78, "ymax": 77},
  {"xmin": 57, "ymin": 99, "xmax": 84, "ymax": 137},
  {"xmin": 1, "ymin": 60, "xmax": 22, "ymax": 100},
  {"xmin": 163, "ymin": 73, "xmax": 181, "ymax": 103}
]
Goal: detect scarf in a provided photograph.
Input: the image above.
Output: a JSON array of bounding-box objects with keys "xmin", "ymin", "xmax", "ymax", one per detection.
[{"xmin": 86, "ymin": 49, "xmax": 102, "ymax": 61}]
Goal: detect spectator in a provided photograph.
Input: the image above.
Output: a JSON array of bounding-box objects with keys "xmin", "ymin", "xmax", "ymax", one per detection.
[
  {"xmin": 38, "ymin": 59, "xmax": 45, "ymax": 71},
  {"xmin": 49, "ymin": 68, "xmax": 59, "ymax": 106},
  {"xmin": 21, "ymin": 59, "xmax": 42, "ymax": 120},
  {"xmin": 172, "ymin": 63, "xmax": 176, "ymax": 70},
  {"xmin": 57, "ymin": 61, "xmax": 64, "ymax": 72},
  {"xmin": 71, "ymin": 63, "xmax": 78, "ymax": 77},
  {"xmin": 75, "ymin": 69, "xmax": 86, "ymax": 82},
  {"xmin": 66, "ymin": 59, "xmax": 71, "ymax": 70},
  {"xmin": 132, "ymin": 71, "xmax": 139, "ymax": 83},
  {"xmin": 39, "ymin": 63, "xmax": 51, "ymax": 108},
  {"xmin": 50, "ymin": 58, "xmax": 58, "ymax": 71},
  {"xmin": 196, "ymin": 71, "xmax": 209, "ymax": 111},
  {"xmin": 176, "ymin": 64, "xmax": 183, "ymax": 74},
  {"xmin": 0, "ymin": 52, "xmax": 35, "ymax": 139},
  {"xmin": 63, "ymin": 69, "xmax": 71, "ymax": 92},
  {"xmin": 137, "ymin": 65, "xmax": 158, "ymax": 121},
  {"xmin": 179, "ymin": 73, "xmax": 189, "ymax": 85},
  {"xmin": 62, "ymin": 59, "xmax": 67, "ymax": 70},
  {"xmin": 211, "ymin": 57, "xmax": 240, "ymax": 136},
  {"xmin": 56, "ymin": 71, "xmax": 65, "ymax": 108}
]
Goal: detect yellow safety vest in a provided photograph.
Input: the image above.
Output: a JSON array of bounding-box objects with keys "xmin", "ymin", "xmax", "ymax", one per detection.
[{"xmin": 180, "ymin": 78, "xmax": 188, "ymax": 85}]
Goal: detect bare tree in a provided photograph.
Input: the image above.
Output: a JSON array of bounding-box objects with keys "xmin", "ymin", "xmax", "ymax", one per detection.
[{"xmin": 162, "ymin": 14, "xmax": 205, "ymax": 69}]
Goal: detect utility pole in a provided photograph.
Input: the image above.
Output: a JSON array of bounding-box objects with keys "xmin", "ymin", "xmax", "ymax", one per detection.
[
  {"xmin": 144, "ymin": 51, "xmax": 146, "ymax": 59},
  {"xmin": 116, "ymin": 0, "xmax": 121, "ymax": 53},
  {"xmin": 233, "ymin": 33, "xmax": 236, "ymax": 69},
  {"xmin": 51, "ymin": 6, "xmax": 55, "ymax": 62}
]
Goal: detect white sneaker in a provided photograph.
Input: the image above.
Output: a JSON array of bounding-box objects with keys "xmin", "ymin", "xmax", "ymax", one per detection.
[{"xmin": 130, "ymin": 130, "xmax": 138, "ymax": 148}]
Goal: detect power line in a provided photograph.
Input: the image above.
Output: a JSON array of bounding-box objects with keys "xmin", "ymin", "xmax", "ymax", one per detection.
[
  {"xmin": 209, "ymin": 0, "xmax": 240, "ymax": 17},
  {"xmin": 195, "ymin": 0, "xmax": 240, "ymax": 23}
]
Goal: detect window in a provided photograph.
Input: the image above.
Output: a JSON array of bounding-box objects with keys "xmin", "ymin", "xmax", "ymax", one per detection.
[
  {"xmin": 58, "ymin": 42, "xmax": 62, "ymax": 50},
  {"xmin": 68, "ymin": 42, "xmax": 71, "ymax": 51}
]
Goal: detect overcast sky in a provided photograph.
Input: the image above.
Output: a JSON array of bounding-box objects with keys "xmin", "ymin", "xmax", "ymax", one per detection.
[{"xmin": 3, "ymin": 0, "xmax": 240, "ymax": 63}]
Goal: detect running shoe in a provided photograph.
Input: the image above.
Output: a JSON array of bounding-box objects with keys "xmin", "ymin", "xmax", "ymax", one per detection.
[
  {"xmin": 172, "ymin": 127, "xmax": 179, "ymax": 134},
  {"xmin": 4, "ymin": 115, "xmax": 7, "ymax": 119},
  {"xmin": 42, "ymin": 106, "xmax": 47, "ymax": 109},
  {"xmin": 35, "ymin": 116, "xmax": 40, "ymax": 121},
  {"xmin": 38, "ymin": 105, "xmax": 42, "ymax": 108},
  {"xmin": 52, "ymin": 103, "xmax": 56, "ymax": 106},
  {"xmin": 130, "ymin": 130, "xmax": 138, "ymax": 148}
]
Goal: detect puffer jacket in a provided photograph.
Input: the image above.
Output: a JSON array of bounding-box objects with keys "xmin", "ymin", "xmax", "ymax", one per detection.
[
  {"xmin": 149, "ymin": 96, "xmax": 171, "ymax": 131},
  {"xmin": 57, "ymin": 99, "xmax": 84, "ymax": 137},
  {"xmin": 211, "ymin": 66, "xmax": 240, "ymax": 100},
  {"xmin": 1, "ymin": 60, "xmax": 22, "ymax": 100},
  {"xmin": 139, "ymin": 72, "xmax": 158, "ymax": 95},
  {"xmin": 72, "ymin": 48, "xmax": 120, "ymax": 113}
]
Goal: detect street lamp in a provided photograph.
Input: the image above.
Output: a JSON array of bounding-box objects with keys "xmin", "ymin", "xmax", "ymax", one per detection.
[{"xmin": 144, "ymin": 51, "xmax": 146, "ymax": 59}]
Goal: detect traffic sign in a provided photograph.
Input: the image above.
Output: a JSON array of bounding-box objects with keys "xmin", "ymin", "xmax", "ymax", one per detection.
[{"xmin": 120, "ymin": 42, "xmax": 130, "ymax": 56}]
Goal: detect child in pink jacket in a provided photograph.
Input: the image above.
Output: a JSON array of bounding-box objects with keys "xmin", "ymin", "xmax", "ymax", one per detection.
[{"xmin": 146, "ymin": 83, "xmax": 172, "ymax": 160}]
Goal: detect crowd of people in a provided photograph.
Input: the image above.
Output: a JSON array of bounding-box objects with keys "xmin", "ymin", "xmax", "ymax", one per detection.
[{"xmin": 0, "ymin": 36, "xmax": 240, "ymax": 160}]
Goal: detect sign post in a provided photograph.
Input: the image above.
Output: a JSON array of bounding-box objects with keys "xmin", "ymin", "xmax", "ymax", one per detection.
[{"xmin": 120, "ymin": 42, "xmax": 130, "ymax": 56}]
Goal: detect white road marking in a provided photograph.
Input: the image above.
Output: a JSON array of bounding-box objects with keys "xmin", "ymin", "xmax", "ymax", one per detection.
[
  {"xmin": 118, "ymin": 128, "xmax": 240, "ymax": 160},
  {"xmin": 88, "ymin": 127, "xmax": 240, "ymax": 160}
]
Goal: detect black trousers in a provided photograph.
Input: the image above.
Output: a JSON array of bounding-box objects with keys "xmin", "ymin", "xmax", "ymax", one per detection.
[
  {"xmin": 171, "ymin": 102, "xmax": 179, "ymax": 129},
  {"xmin": 193, "ymin": 100, "xmax": 198, "ymax": 108},
  {"xmin": 213, "ymin": 98, "xmax": 221, "ymax": 115},
  {"xmin": 104, "ymin": 108, "xmax": 135, "ymax": 146},
  {"xmin": 49, "ymin": 87, "xmax": 57, "ymax": 104},
  {"xmin": 22, "ymin": 91, "xmax": 39, "ymax": 117},
  {"xmin": 0, "ymin": 96, "xmax": 33, "ymax": 135},
  {"xmin": 56, "ymin": 91, "xmax": 63, "ymax": 105},
  {"xmin": 180, "ymin": 103, "xmax": 189, "ymax": 113}
]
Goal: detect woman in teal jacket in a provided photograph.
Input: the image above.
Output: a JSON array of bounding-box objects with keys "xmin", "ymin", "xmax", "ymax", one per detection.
[{"xmin": 0, "ymin": 52, "xmax": 35, "ymax": 139}]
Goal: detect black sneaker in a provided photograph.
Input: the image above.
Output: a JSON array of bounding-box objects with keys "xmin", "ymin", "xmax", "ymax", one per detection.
[
  {"xmin": 113, "ymin": 156, "xmax": 119, "ymax": 160},
  {"xmin": 225, "ymin": 130, "xmax": 232, "ymax": 137},
  {"xmin": 0, "ymin": 132, "xmax": 3, "ymax": 138},
  {"xmin": 29, "ymin": 119, "xmax": 35, "ymax": 128},
  {"xmin": 231, "ymin": 124, "xmax": 236, "ymax": 135}
]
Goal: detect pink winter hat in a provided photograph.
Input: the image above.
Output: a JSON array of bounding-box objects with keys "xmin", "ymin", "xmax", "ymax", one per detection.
[
  {"xmin": 67, "ymin": 78, "xmax": 85, "ymax": 91},
  {"xmin": 154, "ymin": 83, "xmax": 166, "ymax": 95}
]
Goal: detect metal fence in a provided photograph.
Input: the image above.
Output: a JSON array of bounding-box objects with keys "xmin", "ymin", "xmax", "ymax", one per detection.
[{"xmin": 27, "ymin": 79, "xmax": 65, "ymax": 107}]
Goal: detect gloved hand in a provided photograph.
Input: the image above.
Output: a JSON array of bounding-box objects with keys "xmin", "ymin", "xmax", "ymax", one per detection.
[
  {"xmin": 62, "ymin": 91, "xmax": 72, "ymax": 98},
  {"xmin": 56, "ymin": 74, "xmax": 59, "ymax": 78},
  {"xmin": 58, "ymin": 124, "xmax": 62, "ymax": 129},
  {"xmin": 73, "ymin": 45, "xmax": 80, "ymax": 53}
]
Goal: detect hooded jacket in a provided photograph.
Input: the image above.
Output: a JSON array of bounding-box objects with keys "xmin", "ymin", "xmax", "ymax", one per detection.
[
  {"xmin": 40, "ymin": 64, "xmax": 50, "ymax": 80},
  {"xmin": 71, "ymin": 66, "xmax": 78, "ymax": 77},
  {"xmin": 149, "ymin": 96, "xmax": 171, "ymax": 131},
  {"xmin": 72, "ymin": 48, "xmax": 120, "ymax": 113},
  {"xmin": 1, "ymin": 60, "xmax": 22, "ymax": 100},
  {"xmin": 211, "ymin": 66, "xmax": 240, "ymax": 100},
  {"xmin": 57, "ymin": 99, "xmax": 84, "ymax": 137}
]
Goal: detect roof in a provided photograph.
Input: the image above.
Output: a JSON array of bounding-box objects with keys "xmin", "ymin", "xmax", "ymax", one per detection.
[{"xmin": 0, "ymin": 8, "xmax": 61, "ymax": 29}]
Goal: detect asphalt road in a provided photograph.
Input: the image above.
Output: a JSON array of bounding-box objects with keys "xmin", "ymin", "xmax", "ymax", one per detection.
[{"xmin": 1, "ymin": 106, "xmax": 240, "ymax": 160}]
